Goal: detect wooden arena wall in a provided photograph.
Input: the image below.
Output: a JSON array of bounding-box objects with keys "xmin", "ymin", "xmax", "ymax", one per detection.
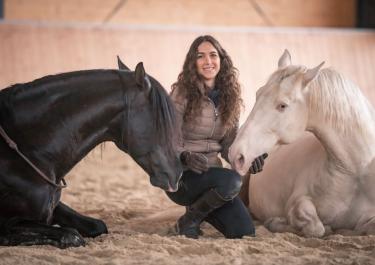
[
  {"xmin": 4, "ymin": 0, "xmax": 356, "ymax": 27},
  {"xmin": 0, "ymin": 21, "xmax": 374, "ymax": 122}
]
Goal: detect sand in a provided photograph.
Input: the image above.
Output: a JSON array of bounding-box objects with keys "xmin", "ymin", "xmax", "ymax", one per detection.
[{"xmin": 0, "ymin": 143, "xmax": 374, "ymax": 265}]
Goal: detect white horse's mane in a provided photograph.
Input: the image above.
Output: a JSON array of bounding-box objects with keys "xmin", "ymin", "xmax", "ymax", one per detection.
[{"xmin": 308, "ymin": 68, "xmax": 375, "ymax": 136}]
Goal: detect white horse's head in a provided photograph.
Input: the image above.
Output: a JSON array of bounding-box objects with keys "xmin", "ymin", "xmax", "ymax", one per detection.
[{"xmin": 229, "ymin": 50, "xmax": 324, "ymax": 175}]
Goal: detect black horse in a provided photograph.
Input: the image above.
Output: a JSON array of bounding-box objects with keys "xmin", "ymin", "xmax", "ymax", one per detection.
[{"xmin": 0, "ymin": 58, "xmax": 182, "ymax": 248}]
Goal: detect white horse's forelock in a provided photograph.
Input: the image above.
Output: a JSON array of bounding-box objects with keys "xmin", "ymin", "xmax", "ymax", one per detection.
[
  {"xmin": 266, "ymin": 65, "xmax": 306, "ymax": 86},
  {"xmin": 308, "ymin": 68, "xmax": 375, "ymax": 136}
]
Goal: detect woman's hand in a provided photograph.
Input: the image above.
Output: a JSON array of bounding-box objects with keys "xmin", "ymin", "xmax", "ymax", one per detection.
[
  {"xmin": 249, "ymin": 153, "xmax": 268, "ymax": 174},
  {"xmin": 180, "ymin": 151, "xmax": 209, "ymax": 174}
]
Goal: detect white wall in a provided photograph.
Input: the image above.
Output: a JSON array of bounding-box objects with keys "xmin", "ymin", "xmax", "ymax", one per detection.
[{"xmin": 1, "ymin": 21, "xmax": 375, "ymax": 123}]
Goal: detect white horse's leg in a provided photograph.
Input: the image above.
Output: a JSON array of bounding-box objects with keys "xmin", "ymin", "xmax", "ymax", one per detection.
[
  {"xmin": 287, "ymin": 196, "xmax": 325, "ymax": 237},
  {"xmin": 264, "ymin": 217, "xmax": 298, "ymax": 233},
  {"xmin": 355, "ymin": 214, "xmax": 375, "ymax": 235}
]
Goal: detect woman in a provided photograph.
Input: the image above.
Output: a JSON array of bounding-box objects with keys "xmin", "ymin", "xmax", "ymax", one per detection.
[{"xmin": 167, "ymin": 35, "xmax": 266, "ymax": 239}]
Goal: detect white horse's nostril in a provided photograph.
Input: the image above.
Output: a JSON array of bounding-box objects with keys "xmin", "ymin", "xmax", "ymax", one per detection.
[
  {"xmin": 236, "ymin": 153, "xmax": 245, "ymax": 169},
  {"xmin": 240, "ymin": 154, "xmax": 244, "ymax": 164}
]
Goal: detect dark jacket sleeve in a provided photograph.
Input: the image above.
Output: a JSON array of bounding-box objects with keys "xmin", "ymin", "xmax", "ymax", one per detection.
[{"xmin": 220, "ymin": 122, "xmax": 238, "ymax": 163}]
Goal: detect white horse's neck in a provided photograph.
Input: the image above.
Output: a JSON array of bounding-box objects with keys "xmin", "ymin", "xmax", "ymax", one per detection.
[
  {"xmin": 307, "ymin": 122, "xmax": 375, "ymax": 174},
  {"xmin": 306, "ymin": 69, "xmax": 375, "ymax": 174}
]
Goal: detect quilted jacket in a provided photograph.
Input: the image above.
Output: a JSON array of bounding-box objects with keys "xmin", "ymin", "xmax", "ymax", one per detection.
[{"xmin": 170, "ymin": 87, "xmax": 237, "ymax": 168}]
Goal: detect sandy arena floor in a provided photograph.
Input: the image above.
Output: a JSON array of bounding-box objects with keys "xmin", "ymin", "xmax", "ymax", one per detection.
[{"xmin": 1, "ymin": 143, "xmax": 374, "ymax": 265}]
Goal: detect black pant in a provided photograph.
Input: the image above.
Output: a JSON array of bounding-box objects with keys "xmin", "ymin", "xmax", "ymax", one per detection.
[{"xmin": 166, "ymin": 167, "xmax": 255, "ymax": 238}]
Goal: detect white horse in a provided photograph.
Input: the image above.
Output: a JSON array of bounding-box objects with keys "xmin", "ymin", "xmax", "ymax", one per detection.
[{"xmin": 229, "ymin": 50, "xmax": 375, "ymax": 237}]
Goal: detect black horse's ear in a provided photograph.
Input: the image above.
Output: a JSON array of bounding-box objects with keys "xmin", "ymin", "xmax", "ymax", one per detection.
[
  {"xmin": 135, "ymin": 62, "xmax": 145, "ymax": 86},
  {"xmin": 134, "ymin": 62, "xmax": 151, "ymax": 92},
  {"xmin": 117, "ymin": 55, "xmax": 130, "ymax": 71}
]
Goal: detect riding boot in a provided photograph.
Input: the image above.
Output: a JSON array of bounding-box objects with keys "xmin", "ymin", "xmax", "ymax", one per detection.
[{"xmin": 176, "ymin": 189, "xmax": 228, "ymax": 239}]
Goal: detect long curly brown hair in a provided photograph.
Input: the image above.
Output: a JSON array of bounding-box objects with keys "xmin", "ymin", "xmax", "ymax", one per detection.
[{"xmin": 171, "ymin": 35, "xmax": 242, "ymax": 129}]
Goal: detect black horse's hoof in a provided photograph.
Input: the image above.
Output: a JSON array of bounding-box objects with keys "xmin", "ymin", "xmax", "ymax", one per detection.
[
  {"xmin": 78, "ymin": 219, "xmax": 108, "ymax": 238},
  {"xmin": 0, "ymin": 227, "xmax": 85, "ymax": 248},
  {"xmin": 59, "ymin": 228, "xmax": 86, "ymax": 248},
  {"xmin": 89, "ymin": 219, "xmax": 108, "ymax": 237}
]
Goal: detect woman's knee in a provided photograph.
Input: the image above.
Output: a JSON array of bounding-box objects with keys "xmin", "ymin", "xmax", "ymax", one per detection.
[
  {"xmin": 212, "ymin": 168, "xmax": 242, "ymax": 200},
  {"xmin": 223, "ymin": 199, "xmax": 255, "ymax": 238},
  {"xmin": 205, "ymin": 197, "xmax": 255, "ymax": 238},
  {"xmin": 225, "ymin": 225, "xmax": 255, "ymax": 239}
]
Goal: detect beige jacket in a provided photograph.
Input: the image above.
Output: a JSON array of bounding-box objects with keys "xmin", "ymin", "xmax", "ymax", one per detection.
[{"xmin": 171, "ymin": 87, "xmax": 238, "ymax": 168}]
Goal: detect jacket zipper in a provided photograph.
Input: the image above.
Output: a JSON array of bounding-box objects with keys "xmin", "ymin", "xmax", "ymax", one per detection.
[{"xmin": 207, "ymin": 98, "xmax": 218, "ymax": 152}]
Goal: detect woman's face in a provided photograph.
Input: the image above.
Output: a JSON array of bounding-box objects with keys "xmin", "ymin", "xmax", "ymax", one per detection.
[{"xmin": 196, "ymin": 41, "xmax": 221, "ymax": 87}]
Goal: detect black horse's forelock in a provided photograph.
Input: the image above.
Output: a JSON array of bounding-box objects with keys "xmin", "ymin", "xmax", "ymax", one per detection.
[{"xmin": 149, "ymin": 80, "xmax": 178, "ymax": 153}]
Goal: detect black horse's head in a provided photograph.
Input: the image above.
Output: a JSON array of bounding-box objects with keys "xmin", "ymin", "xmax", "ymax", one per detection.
[{"xmin": 115, "ymin": 57, "xmax": 182, "ymax": 192}]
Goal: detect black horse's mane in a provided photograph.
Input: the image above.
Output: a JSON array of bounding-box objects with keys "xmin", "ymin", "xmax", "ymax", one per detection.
[
  {"xmin": 3, "ymin": 70, "xmax": 112, "ymax": 92},
  {"xmin": 1, "ymin": 69, "xmax": 178, "ymax": 153},
  {"xmin": 148, "ymin": 77, "xmax": 178, "ymax": 152}
]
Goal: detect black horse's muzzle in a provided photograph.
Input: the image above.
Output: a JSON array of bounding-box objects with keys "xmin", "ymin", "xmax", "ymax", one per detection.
[{"xmin": 133, "ymin": 147, "xmax": 183, "ymax": 192}]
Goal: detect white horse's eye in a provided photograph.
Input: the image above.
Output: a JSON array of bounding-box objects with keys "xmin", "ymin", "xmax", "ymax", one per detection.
[{"xmin": 276, "ymin": 103, "xmax": 288, "ymax": 112}]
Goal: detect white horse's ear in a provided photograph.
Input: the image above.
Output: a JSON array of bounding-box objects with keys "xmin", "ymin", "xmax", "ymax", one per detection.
[
  {"xmin": 302, "ymin": 61, "xmax": 325, "ymax": 88},
  {"xmin": 278, "ymin": 49, "xmax": 291, "ymax": 68}
]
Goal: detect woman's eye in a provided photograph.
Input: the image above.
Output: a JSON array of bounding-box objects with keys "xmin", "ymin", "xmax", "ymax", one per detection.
[{"xmin": 276, "ymin": 103, "xmax": 288, "ymax": 112}]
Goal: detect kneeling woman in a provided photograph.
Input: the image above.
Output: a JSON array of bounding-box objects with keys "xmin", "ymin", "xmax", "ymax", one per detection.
[{"xmin": 167, "ymin": 35, "xmax": 265, "ymax": 239}]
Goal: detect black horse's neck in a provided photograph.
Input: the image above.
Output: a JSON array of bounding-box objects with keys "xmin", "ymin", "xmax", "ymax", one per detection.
[{"xmin": 0, "ymin": 70, "xmax": 129, "ymax": 181}]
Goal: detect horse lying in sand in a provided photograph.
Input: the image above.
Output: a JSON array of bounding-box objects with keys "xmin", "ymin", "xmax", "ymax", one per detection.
[
  {"xmin": 0, "ymin": 58, "xmax": 182, "ymax": 248},
  {"xmin": 229, "ymin": 50, "xmax": 375, "ymax": 237}
]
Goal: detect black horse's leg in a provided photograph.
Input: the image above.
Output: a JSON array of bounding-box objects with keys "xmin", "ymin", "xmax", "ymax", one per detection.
[
  {"xmin": 0, "ymin": 218, "xmax": 85, "ymax": 248},
  {"xmin": 52, "ymin": 201, "xmax": 108, "ymax": 237}
]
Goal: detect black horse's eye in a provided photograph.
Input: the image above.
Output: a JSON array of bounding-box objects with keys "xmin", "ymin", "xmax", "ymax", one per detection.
[{"xmin": 276, "ymin": 103, "xmax": 288, "ymax": 112}]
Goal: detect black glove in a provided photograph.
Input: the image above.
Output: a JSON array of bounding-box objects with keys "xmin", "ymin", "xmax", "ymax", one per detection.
[
  {"xmin": 180, "ymin": 151, "xmax": 209, "ymax": 174},
  {"xmin": 249, "ymin": 153, "xmax": 268, "ymax": 174}
]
